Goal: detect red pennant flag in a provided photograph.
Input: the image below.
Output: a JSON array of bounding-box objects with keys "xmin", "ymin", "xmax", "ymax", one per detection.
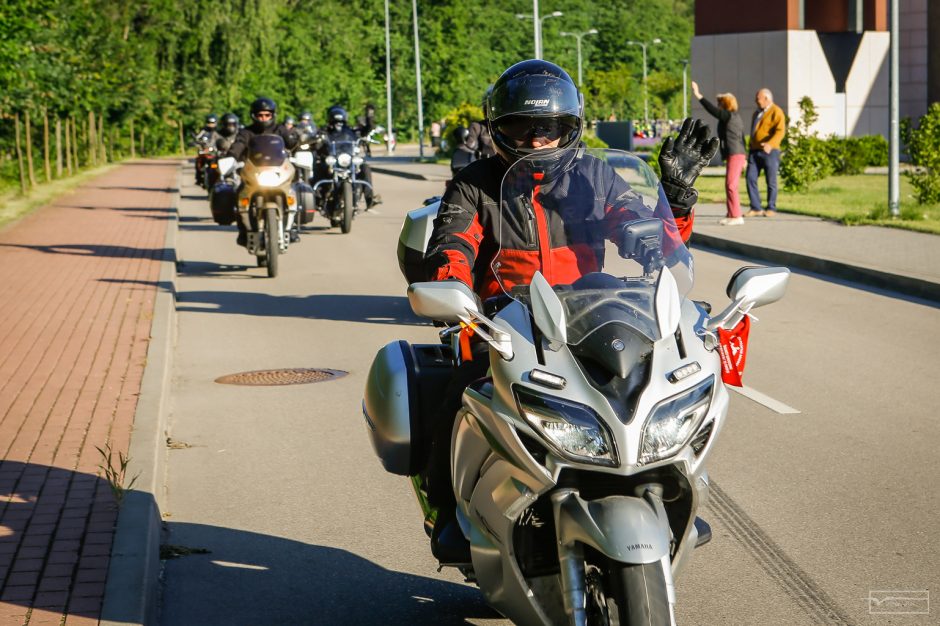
[
  {"xmin": 459, "ymin": 324, "xmax": 475, "ymax": 362},
  {"xmin": 716, "ymin": 315, "xmax": 751, "ymax": 387}
]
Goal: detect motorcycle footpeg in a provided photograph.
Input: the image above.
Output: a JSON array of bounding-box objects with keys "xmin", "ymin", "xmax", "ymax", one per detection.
[{"xmin": 694, "ymin": 517, "xmax": 712, "ymax": 548}]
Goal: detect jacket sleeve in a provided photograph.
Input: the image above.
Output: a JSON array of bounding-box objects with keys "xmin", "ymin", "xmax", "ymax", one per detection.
[
  {"xmin": 766, "ymin": 106, "xmax": 786, "ymax": 150},
  {"xmin": 699, "ymin": 97, "xmax": 730, "ymax": 122},
  {"xmin": 227, "ymin": 131, "xmax": 249, "ymax": 161},
  {"xmin": 465, "ymin": 122, "xmax": 482, "ymax": 152},
  {"xmin": 424, "ymin": 179, "xmax": 485, "ymax": 287}
]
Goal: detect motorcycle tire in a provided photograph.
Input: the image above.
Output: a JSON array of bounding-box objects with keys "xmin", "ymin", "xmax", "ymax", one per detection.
[
  {"xmin": 264, "ymin": 207, "xmax": 279, "ymax": 278},
  {"xmin": 605, "ymin": 562, "xmax": 671, "ymax": 626},
  {"xmin": 341, "ymin": 180, "xmax": 353, "ymax": 234}
]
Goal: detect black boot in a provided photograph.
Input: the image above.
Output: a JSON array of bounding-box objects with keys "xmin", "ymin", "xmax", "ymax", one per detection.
[
  {"xmin": 236, "ymin": 223, "xmax": 248, "ymax": 246},
  {"xmin": 430, "ymin": 508, "xmax": 471, "ymax": 564}
]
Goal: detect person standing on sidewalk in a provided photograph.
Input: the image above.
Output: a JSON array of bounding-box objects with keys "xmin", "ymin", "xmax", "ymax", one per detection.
[
  {"xmin": 692, "ymin": 81, "xmax": 746, "ymax": 225},
  {"xmin": 745, "ymin": 88, "xmax": 786, "ymax": 217}
]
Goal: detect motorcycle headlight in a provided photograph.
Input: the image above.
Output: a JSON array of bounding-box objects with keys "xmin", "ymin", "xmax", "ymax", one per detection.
[
  {"xmin": 257, "ymin": 170, "xmax": 285, "ymax": 187},
  {"xmin": 352, "ymin": 156, "xmax": 364, "ymax": 166},
  {"xmin": 639, "ymin": 376, "xmax": 714, "ymax": 465},
  {"xmin": 514, "ymin": 387, "xmax": 618, "ymax": 467},
  {"xmin": 337, "ymin": 153, "xmax": 352, "ymax": 168},
  {"xmin": 325, "ymin": 155, "xmax": 337, "ymax": 166}
]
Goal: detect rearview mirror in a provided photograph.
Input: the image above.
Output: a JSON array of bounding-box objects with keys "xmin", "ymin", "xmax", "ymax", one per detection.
[
  {"xmin": 217, "ymin": 156, "xmax": 236, "ymax": 177},
  {"xmin": 408, "ymin": 281, "xmax": 480, "ymax": 322},
  {"xmin": 727, "ymin": 266, "xmax": 790, "ymax": 308},
  {"xmin": 291, "ymin": 151, "xmax": 314, "ymax": 170}
]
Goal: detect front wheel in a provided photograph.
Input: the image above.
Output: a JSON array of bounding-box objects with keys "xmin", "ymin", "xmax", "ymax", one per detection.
[
  {"xmin": 604, "ymin": 562, "xmax": 671, "ymax": 626},
  {"xmin": 264, "ymin": 207, "xmax": 279, "ymax": 278},
  {"xmin": 341, "ymin": 180, "xmax": 353, "ymax": 234}
]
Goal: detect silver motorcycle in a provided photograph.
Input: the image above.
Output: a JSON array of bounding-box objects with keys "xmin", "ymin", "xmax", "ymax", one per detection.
[{"xmin": 364, "ymin": 148, "xmax": 789, "ymax": 625}]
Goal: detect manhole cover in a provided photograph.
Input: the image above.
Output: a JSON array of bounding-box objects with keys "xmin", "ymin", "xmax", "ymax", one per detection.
[{"xmin": 215, "ymin": 368, "xmax": 347, "ymax": 386}]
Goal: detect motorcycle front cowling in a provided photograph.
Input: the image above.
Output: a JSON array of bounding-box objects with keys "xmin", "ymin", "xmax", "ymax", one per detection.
[
  {"xmin": 210, "ymin": 182, "xmax": 237, "ymax": 225},
  {"xmin": 362, "ymin": 341, "xmax": 453, "ymax": 475}
]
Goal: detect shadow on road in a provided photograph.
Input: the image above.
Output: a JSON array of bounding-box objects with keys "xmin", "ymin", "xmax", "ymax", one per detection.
[
  {"xmin": 161, "ymin": 522, "xmax": 499, "ymax": 625},
  {"xmin": 0, "ymin": 242, "xmax": 174, "ymax": 261},
  {"xmin": 175, "ymin": 291, "xmax": 428, "ymax": 325}
]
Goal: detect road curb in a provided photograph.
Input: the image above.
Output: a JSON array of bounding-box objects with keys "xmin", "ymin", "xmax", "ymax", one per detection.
[
  {"xmin": 692, "ymin": 232, "xmax": 940, "ymax": 304},
  {"xmin": 100, "ymin": 162, "xmax": 181, "ymax": 626}
]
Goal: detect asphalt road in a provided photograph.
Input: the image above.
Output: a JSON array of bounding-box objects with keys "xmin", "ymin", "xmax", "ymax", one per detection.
[{"xmin": 159, "ymin": 165, "xmax": 939, "ymax": 625}]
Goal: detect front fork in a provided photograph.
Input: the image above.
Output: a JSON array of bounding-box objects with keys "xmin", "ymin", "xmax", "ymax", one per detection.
[{"xmin": 551, "ymin": 488, "xmax": 677, "ymax": 626}]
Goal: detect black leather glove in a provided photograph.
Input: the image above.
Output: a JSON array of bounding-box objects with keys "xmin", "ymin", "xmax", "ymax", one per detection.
[{"xmin": 658, "ymin": 118, "xmax": 719, "ymax": 215}]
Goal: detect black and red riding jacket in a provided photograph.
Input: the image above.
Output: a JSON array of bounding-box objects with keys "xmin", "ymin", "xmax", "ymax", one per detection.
[{"xmin": 424, "ymin": 153, "xmax": 692, "ymax": 301}]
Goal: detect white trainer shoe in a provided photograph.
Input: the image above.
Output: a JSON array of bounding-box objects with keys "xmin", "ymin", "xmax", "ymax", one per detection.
[{"xmin": 718, "ymin": 216, "xmax": 745, "ymax": 226}]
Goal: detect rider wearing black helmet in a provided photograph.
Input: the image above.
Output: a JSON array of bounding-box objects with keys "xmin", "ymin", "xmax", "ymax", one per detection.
[
  {"xmin": 313, "ymin": 105, "xmax": 380, "ymax": 208},
  {"xmin": 215, "ymin": 113, "xmax": 240, "ymax": 153},
  {"xmin": 226, "ymin": 97, "xmax": 300, "ymax": 244},
  {"xmin": 449, "ymin": 125, "xmax": 475, "ymax": 175},
  {"xmin": 298, "ymin": 111, "xmax": 317, "ymax": 134},
  {"xmin": 421, "ymin": 59, "xmax": 718, "ymax": 563},
  {"xmin": 193, "ymin": 113, "xmax": 221, "ymax": 184}
]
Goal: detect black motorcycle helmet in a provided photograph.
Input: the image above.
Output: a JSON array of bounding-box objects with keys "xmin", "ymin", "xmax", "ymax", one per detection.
[
  {"xmin": 205, "ymin": 113, "xmax": 218, "ymax": 128},
  {"xmin": 486, "ymin": 59, "xmax": 583, "ymax": 164},
  {"xmin": 284, "ymin": 115, "xmax": 296, "ymax": 128},
  {"xmin": 300, "ymin": 111, "xmax": 313, "ymax": 123},
  {"xmin": 250, "ymin": 97, "xmax": 277, "ymax": 130},
  {"xmin": 454, "ymin": 125, "xmax": 470, "ymax": 145},
  {"xmin": 220, "ymin": 113, "xmax": 239, "ymax": 137},
  {"xmin": 326, "ymin": 105, "xmax": 347, "ymax": 131}
]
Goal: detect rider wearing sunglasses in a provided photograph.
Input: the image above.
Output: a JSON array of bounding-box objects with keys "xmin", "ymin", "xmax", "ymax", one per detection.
[{"xmin": 421, "ymin": 59, "xmax": 717, "ymax": 563}]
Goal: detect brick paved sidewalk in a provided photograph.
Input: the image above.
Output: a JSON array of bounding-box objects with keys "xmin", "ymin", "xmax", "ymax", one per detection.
[{"xmin": 0, "ymin": 160, "xmax": 177, "ymax": 625}]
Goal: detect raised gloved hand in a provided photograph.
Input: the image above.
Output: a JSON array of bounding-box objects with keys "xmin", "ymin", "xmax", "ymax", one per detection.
[{"xmin": 658, "ymin": 117, "xmax": 719, "ymax": 214}]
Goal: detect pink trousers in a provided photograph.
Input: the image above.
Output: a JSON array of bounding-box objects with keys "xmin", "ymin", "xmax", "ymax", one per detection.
[{"xmin": 725, "ymin": 153, "xmax": 746, "ymax": 218}]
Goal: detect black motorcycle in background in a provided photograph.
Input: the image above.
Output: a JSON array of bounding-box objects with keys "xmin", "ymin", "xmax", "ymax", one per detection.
[{"xmin": 312, "ymin": 128, "xmax": 374, "ymax": 234}]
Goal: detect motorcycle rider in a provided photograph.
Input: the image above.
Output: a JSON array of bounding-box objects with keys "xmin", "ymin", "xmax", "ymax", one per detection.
[
  {"xmin": 313, "ymin": 105, "xmax": 381, "ymax": 208},
  {"xmin": 227, "ymin": 97, "xmax": 299, "ymax": 244},
  {"xmin": 215, "ymin": 113, "xmax": 240, "ymax": 154},
  {"xmin": 193, "ymin": 113, "xmax": 220, "ymax": 184},
  {"xmin": 449, "ymin": 125, "xmax": 475, "ymax": 176},
  {"xmin": 465, "ymin": 89, "xmax": 496, "ymax": 160},
  {"xmin": 421, "ymin": 59, "xmax": 718, "ymax": 562},
  {"xmin": 284, "ymin": 115, "xmax": 296, "ymax": 131},
  {"xmin": 298, "ymin": 111, "xmax": 317, "ymax": 134}
]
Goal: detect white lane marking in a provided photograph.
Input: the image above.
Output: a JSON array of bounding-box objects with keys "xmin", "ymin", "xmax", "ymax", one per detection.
[{"xmin": 730, "ymin": 385, "xmax": 801, "ymax": 414}]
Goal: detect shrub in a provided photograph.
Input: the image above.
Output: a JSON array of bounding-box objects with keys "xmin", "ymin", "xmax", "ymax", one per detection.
[
  {"xmin": 440, "ymin": 103, "xmax": 483, "ymax": 157},
  {"xmin": 780, "ymin": 96, "xmax": 832, "ymax": 191},
  {"xmin": 825, "ymin": 135, "xmax": 888, "ymax": 175},
  {"xmin": 902, "ymin": 102, "xmax": 940, "ymax": 204}
]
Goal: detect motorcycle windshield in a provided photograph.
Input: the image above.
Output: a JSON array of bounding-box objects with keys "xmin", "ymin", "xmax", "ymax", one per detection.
[
  {"xmin": 330, "ymin": 140, "xmax": 357, "ymax": 157},
  {"xmin": 248, "ymin": 135, "xmax": 287, "ymax": 166},
  {"xmin": 495, "ymin": 148, "xmax": 693, "ymax": 343}
]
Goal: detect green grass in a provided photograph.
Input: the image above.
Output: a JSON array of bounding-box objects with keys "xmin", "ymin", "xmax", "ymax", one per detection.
[
  {"xmin": 695, "ymin": 173, "xmax": 940, "ymax": 235},
  {"xmin": 0, "ymin": 163, "xmax": 121, "ymax": 232}
]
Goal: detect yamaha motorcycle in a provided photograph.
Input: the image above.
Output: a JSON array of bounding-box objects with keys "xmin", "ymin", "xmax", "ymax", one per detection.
[{"xmin": 363, "ymin": 148, "xmax": 789, "ymax": 625}]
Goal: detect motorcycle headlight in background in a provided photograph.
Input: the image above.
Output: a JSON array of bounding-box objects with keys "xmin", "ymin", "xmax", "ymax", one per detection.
[
  {"xmin": 325, "ymin": 155, "xmax": 337, "ymax": 166},
  {"xmin": 639, "ymin": 376, "xmax": 714, "ymax": 465},
  {"xmin": 337, "ymin": 153, "xmax": 353, "ymax": 168},
  {"xmin": 352, "ymin": 156, "xmax": 364, "ymax": 166},
  {"xmin": 514, "ymin": 387, "xmax": 618, "ymax": 467}
]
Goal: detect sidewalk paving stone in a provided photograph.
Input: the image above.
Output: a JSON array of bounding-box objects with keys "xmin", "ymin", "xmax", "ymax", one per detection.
[{"xmin": 0, "ymin": 160, "xmax": 177, "ymax": 625}]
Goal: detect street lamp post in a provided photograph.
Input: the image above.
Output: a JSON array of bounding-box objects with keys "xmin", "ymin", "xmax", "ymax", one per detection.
[
  {"xmin": 681, "ymin": 59, "xmax": 689, "ymax": 119},
  {"xmin": 515, "ymin": 6, "xmax": 563, "ymax": 60},
  {"xmin": 412, "ymin": 0, "xmax": 424, "ymax": 158},
  {"xmin": 626, "ymin": 38, "xmax": 661, "ymax": 128},
  {"xmin": 559, "ymin": 29, "xmax": 598, "ymax": 86},
  {"xmin": 384, "ymin": 0, "xmax": 394, "ymax": 154}
]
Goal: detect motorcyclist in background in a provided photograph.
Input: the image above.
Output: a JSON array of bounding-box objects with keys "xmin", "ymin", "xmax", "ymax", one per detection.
[
  {"xmin": 313, "ymin": 105, "xmax": 381, "ymax": 208},
  {"xmin": 215, "ymin": 113, "xmax": 240, "ymax": 154},
  {"xmin": 466, "ymin": 90, "xmax": 496, "ymax": 160},
  {"xmin": 355, "ymin": 103, "xmax": 378, "ymax": 156},
  {"xmin": 298, "ymin": 111, "xmax": 317, "ymax": 134},
  {"xmin": 227, "ymin": 97, "xmax": 299, "ymax": 244},
  {"xmin": 421, "ymin": 59, "xmax": 718, "ymax": 562},
  {"xmin": 448, "ymin": 125, "xmax": 476, "ymax": 176},
  {"xmin": 193, "ymin": 113, "xmax": 221, "ymax": 184},
  {"xmin": 284, "ymin": 116, "xmax": 296, "ymax": 132}
]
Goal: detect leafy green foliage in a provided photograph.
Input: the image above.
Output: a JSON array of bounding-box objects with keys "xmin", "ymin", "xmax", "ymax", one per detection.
[
  {"xmin": 825, "ymin": 135, "xmax": 888, "ymax": 175},
  {"xmin": 901, "ymin": 102, "xmax": 940, "ymax": 204},
  {"xmin": 780, "ymin": 97, "xmax": 832, "ymax": 192},
  {"xmin": 2, "ymin": 0, "xmax": 698, "ymax": 191}
]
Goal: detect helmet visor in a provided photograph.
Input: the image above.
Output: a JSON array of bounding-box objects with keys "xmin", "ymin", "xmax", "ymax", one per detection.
[{"xmin": 493, "ymin": 114, "xmax": 579, "ymax": 144}]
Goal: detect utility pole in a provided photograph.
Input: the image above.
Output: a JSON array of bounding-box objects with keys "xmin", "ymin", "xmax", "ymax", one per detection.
[
  {"xmin": 384, "ymin": 0, "xmax": 394, "ymax": 154},
  {"xmin": 889, "ymin": 0, "xmax": 900, "ymax": 216},
  {"xmin": 412, "ymin": 0, "xmax": 424, "ymax": 158}
]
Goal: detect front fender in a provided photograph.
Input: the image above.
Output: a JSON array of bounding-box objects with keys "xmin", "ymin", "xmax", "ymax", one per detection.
[{"xmin": 553, "ymin": 491, "xmax": 670, "ymax": 564}]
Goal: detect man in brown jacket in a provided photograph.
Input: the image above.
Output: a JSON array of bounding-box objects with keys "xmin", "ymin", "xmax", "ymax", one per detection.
[{"xmin": 745, "ymin": 88, "xmax": 786, "ymax": 217}]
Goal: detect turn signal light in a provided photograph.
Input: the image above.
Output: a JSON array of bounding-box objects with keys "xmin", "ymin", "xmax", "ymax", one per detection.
[
  {"xmin": 287, "ymin": 196, "xmax": 295, "ymax": 205},
  {"xmin": 239, "ymin": 198, "xmax": 249, "ymax": 207}
]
